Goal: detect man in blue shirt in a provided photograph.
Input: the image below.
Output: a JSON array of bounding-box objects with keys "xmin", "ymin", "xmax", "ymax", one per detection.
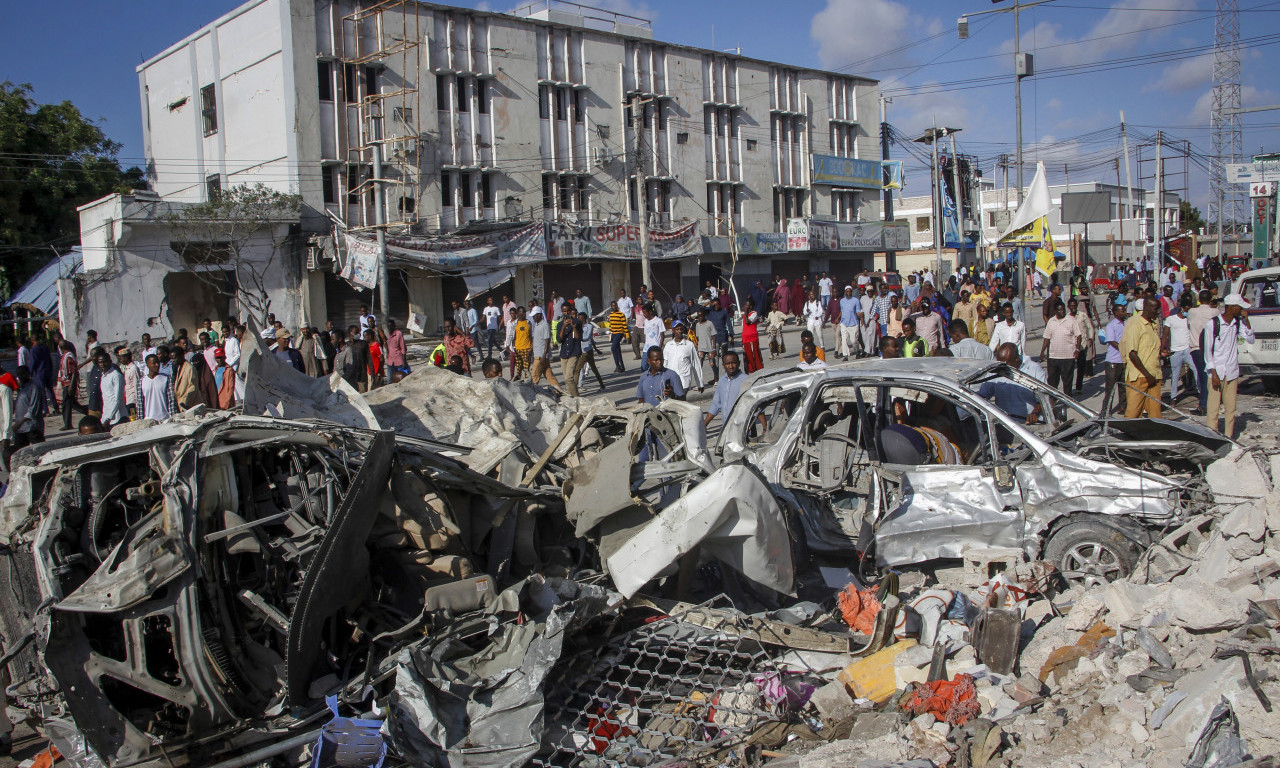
[
  {"xmin": 705, "ymin": 299, "xmax": 730, "ymax": 350},
  {"xmin": 636, "ymin": 346, "xmax": 685, "ymax": 405},
  {"xmin": 703, "ymin": 350, "xmax": 748, "ymax": 426},
  {"xmin": 1103, "ymin": 301, "xmax": 1128, "ymax": 415},
  {"xmin": 837, "ymin": 286, "xmax": 861, "ymax": 360},
  {"xmin": 904, "ymin": 275, "xmax": 921, "ymax": 305},
  {"xmin": 977, "ymin": 342, "xmax": 1047, "ymax": 425}
]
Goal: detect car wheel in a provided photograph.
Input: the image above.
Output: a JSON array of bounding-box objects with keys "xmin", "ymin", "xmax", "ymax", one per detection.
[
  {"xmin": 1263, "ymin": 377, "xmax": 1280, "ymax": 396},
  {"xmin": 1043, "ymin": 519, "xmax": 1142, "ymax": 589}
]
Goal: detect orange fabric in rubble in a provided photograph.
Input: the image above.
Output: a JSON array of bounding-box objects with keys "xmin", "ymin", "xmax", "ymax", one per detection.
[
  {"xmin": 837, "ymin": 584, "xmax": 882, "ymax": 635},
  {"xmin": 904, "ymin": 673, "xmax": 981, "ymax": 726}
]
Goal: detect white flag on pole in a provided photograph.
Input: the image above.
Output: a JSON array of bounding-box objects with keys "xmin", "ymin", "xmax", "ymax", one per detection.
[{"xmin": 997, "ymin": 161, "xmax": 1054, "ymax": 245}]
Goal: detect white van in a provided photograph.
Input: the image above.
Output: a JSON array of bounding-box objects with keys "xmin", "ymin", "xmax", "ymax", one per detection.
[{"xmin": 1232, "ymin": 266, "xmax": 1280, "ymax": 394}]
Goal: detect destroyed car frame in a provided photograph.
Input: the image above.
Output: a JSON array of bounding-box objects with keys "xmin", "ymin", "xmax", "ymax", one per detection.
[
  {"xmin": 716, "ymin": 358, "xmax": 1231, "ymax": 586},
  {"xmin": 0, "ymin": 412, "xmax": 583, "ymax": 767}
]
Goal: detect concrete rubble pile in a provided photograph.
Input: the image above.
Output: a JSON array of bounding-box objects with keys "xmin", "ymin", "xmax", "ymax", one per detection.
[{"xmin": 0, "ymin": 353, "xmax": 1276, "ymax": 768}]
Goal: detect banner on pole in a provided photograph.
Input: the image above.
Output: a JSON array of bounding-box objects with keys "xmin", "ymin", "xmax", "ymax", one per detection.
[
  {"xmin": 341, "ymin": 234, "xmax": 381, "ymax": 289},
  {"xmin": 376, "ymin": 222, "xmax": 548, "ymax": 270}
]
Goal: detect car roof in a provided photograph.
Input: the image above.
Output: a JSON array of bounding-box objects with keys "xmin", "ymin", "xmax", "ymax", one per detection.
[
  {"xmin": 748, "ymin": 356, "xmax": 1004, "ymax": 389},
  {"xmin": 1237, "ymin": 265, "xmax": 1280, "ymax": 279}
]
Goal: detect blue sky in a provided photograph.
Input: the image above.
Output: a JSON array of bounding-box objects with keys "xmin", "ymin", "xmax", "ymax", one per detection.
[{"xmin": 4, "ymin": 0, "xmax": 1278, "ymax": 213}]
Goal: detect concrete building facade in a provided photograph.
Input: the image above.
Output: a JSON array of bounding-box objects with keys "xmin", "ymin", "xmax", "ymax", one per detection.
[{"xmin": 79, "ymin": 0, "xmax": 885, "ymax": 336}]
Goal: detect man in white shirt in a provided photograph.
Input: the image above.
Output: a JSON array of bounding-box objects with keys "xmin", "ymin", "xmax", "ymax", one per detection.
[
  {"xmin": 797, "ymin": 342, "xmax": 828, "ymax": 371},
  {"xmin": 1162, "ymin": 297, "xmax": 1196, "ymax": 405},
  {"xmin": 358, "ymin": 305, "xmax": 377, "ymax": 336},
  {"xmin": 662, "ymin": 322, "xmax": 704, "ymax": 392},
  {"xmin": 1187, "ymin": 289, "xmax": 1217, "ymax": 414},
  {"xmin": 989, "ymin": 301, "xmax": 1026, "ymax": 355},
  {"xmin": 818, "ymin": 272, "xmax": 834, "ymax": 309},
  {"xmin": 140, "ymin": 333, "xmax": 158, "ymax": 363},
  {"xmin": 482, "ymin": 298, "xmax": 503, "ymax": 357},
  {"xmin": 642, "ymin": 304, "xmax": 666, "ymax": 354},
  {"xmin": 139, "ymin": 354, "xmax": 175, "ymax": 422},
  {"xmin": 1203, "ymin": 293, "xmax": 1256, "ymax": 438}
]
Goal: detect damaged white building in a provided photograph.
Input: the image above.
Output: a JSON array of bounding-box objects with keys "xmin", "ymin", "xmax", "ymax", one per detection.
[{"xmin": 66, "ymin": 0, "xmax": 890, "ymax": 344}]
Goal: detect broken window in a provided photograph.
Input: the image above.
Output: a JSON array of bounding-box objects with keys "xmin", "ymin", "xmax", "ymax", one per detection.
[{"xmin": 171, "ymin": 240, "xmax": 233, "ymax": 267}]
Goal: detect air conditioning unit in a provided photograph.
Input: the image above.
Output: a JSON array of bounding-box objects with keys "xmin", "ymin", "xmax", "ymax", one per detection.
[{"xmin": 593, "ymin": 147, "xmax": 613, "ymax": 167}]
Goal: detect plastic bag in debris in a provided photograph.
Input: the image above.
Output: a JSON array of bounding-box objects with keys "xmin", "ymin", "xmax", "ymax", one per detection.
[
  {"xmin": 972, "ymin": 573, "xmax": 1029, "ymax": 617},
  {"xmin": 753, "ymin": 671, "xmax": 816, "ymax": 713},
  {"xmin": 311, "ymin": 695, "xmax": 387, "ymax": 768},
  {"xmin": 903, "ymin": 673, "xmax": 982, "ymax": 726},
  {"xmin": 1185, "ymin": 698, "xmax": 1250, "ymax": 768},
  {"xmin": 838, "ymin": 584, "xmax": 883, "ymax": 634},
  {"xmin": 893, "ymin": 591, "xmax": 971, "ymax": 647}
]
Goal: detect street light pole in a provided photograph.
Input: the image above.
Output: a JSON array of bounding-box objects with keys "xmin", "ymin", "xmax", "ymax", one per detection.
[{"xmin": 1014, "ymin": 0, "xmax": 1023, "ymax": 206}]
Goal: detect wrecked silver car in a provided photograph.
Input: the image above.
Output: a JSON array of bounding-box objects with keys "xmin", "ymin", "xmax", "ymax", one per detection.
[
  {"xmin": 0, "ymin": 412, "xmax": 603, "ymax": 766},
  {"xmin": 717, "ymin": 358, "xmax": 1231, "ymax": 586}
]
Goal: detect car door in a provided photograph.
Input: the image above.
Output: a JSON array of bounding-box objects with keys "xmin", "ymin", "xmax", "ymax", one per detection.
[{"xmin": 868, "ymin": 383, "xmax": 1026, "ymax": 568}]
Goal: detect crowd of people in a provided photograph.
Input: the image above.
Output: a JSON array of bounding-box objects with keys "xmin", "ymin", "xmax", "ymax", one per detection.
[{"xmin": 1, "ymin": 252, "xmax": 1258, "ymax": 470}]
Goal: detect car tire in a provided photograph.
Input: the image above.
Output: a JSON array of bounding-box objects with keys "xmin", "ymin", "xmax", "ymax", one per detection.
[
  {"xmin": 1263, "ymin": 377, "xmax": 1280, "ymax": 396},
  {"xmin": 1043, "ymin": 518, "xmax": 1142, "ymax": 589}
]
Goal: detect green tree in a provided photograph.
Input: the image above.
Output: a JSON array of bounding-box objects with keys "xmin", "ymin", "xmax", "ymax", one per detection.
[
  {"xmin": 166, "ymin": 183, "xmax": 303, "ymax": 329},
  {"xmin": 0, "ymin": 82, "xmax": 144, "ymax": 293},
  {"xmin": 1180, "ymin": 200, "xmax": 1206, "ymax": 233}
]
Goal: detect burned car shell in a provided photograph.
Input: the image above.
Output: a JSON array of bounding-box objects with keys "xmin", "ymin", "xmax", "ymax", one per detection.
[
  {"xmin": 717, "ymin": 358, "xmax": 1228, "ymax": 569},
  {"xmin": 0, "ymin": 412, "xmax": 550, "ymax": 767}
]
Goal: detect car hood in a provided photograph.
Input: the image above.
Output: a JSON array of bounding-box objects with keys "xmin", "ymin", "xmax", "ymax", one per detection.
[{"xmin": 1050, "ymin": 416, "xmax": 1232, "ymax": 469}]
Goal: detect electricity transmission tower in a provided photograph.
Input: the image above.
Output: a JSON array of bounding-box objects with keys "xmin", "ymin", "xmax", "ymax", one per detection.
[{"xmin": 1210, "ymin": 0, "xmax": 1244, "ymax": 255}]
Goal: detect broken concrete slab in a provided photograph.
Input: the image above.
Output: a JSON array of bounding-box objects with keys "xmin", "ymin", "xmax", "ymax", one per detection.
[
  {"xmin": 1065, "ymin": 591, "xmax": 1106, "ymax": 631},
  {"xmin": 1167, "ymin": 576, "xmax": 1250, "ymax": 632}
]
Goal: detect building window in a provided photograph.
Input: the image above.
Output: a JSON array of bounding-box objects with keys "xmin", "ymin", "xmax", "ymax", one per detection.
[
  {"xmin": 365, "ymin": 66, "xmax": 379, "ymax": 98},
  {"xmin": 317, "ymin": 61, "xmax": 333, "ymax": 101},
  {"xmin": 393, "ymin": 106, "xmax": 413, "ymax": 123},
  {"xmin": 747, "ymin": 139, "xmax": 757, "ymax": 151},
  {"xmin": 455, "ymin": 77, "xmax": 466, "ymax": 112},
  {"xmin": 344, "ymin": 64, "xmax": 359, "ymax": 103},
  {"xmin": 322, "ymin": 167, "xmax": 336, "ymax": 205},
  {"xmin": 542, "ymin": 173, "xmax": 555, "ymax": 215},
  {"xmin": 399, "ymin": 196, "xmax": 416, "ymax": 214},
  {"xmin": 676, "ymin": 132, "xmax": 688, "ymax": 145},
  {"xmin": 460, "ymin": 173, "xmax": 474, "ymax": 208},
  {"xmin": 437, "ymin": 75, "xmax": 450, "ymax": 111},
  {"xmin": 477, "ymin": 81, "xmax": 489, "ymax": 114},
  {"xmin": 481, "ymin": 172, "xmax": 493, "ymax": 208},
  {"xmin": 539, "ymin": 84, "xmax": 551, "ymax": 119},
  {"xmin": 573, "ymin": 89, "xmax": 585, "ymax": 123},
  {"xmin": 205, "ymin": 173, "xmax": 221, "ymax": 201},
  {"xmin": 915, "ymin": 216, "xmax": 930, "ymax": 232},
  {"xmin": 200, "ymin": 84, "xmax": 218, "ymax": 136},
  {"xmin": 577, "ymin": 177, "xmax": 589, "ymax": 210},
  {"xmin": 554, "ymin": 88, "xmax": 567, "ymax": 121}
]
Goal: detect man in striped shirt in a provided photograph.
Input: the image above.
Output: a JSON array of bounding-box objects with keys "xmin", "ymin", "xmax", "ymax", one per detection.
[{"xmin": 606, "ymin": 301, "xmax": 630, "ymax": 374}]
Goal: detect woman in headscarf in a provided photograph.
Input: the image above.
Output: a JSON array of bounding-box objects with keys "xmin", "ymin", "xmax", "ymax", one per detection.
[
  {"xmin": 775, "ymin": 277, "xmax": 792, "ymax": 315},
  {"xmin": 791, "ymin": 279, "xmax": 807, "ymax": 318}
]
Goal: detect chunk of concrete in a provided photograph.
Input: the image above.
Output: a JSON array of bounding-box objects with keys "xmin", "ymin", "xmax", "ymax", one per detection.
[
  {"xmin": 1154, "ymin": 656, "xmax": 1249, "ymax": 752},
  {"xmin": 811, "ymin": 679, "xmax": 856, "ymax": 720},
  {"xmin": 1167, "ymin": 576, "xmax": 1249, "ymax": 631},
  {"xmin": 1103, "ymin": 581, "xmax": 1164, "ymax": 626},
  {"xmin": 846, "ymin": 712, "xmax": 906, "ymax": 743},
  {"xmin": 1065, "ymin": 591, "xmax": 1106, "ymax": 631},
  {"xmin": 1206, "ymin": 447, "xmax": 1271, "ymax": 503}
]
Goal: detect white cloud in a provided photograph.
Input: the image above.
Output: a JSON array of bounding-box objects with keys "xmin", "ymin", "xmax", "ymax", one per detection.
[
  {"xmin": 995, "ymin": 0, "xmax": 1198, "ymax": 70},
  {"xmin": 810, "ymin": 0, "xmax": 941, "ymax": 72},
  {"xmin": 1145, "ymin": 53, "xmax": 1213, "ymax": 93},
  {"xmin": 1190, "ymin": 84, "xmax": 1278, "ymax": 124}
]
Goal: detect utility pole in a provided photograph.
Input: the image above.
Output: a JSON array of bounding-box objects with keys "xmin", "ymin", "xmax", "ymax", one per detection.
[
  {"xmin": 371, "ymin": 114, "xmax": 390, "ymax": 316},
  {"xmin": 959, "ymin": 0, "xmax": 1047, "ymax": 205},
  {"xmin": 1064, "ymin": 163, "xmax": 1071, "ymax": 268},
  {"xmin": 948, "ymin": 129, "xmax": 965, "ymax": 269},
  {"xmin": 1155, "ymin": 130, "xmax": 1165, "ymax": 256},
  {"xmin": 1116, "ymin": 159, "xmax": 1125, "ymax": 264},
  {"xmin": 631, "ymin": 95, "xmax": 652, "ymax": 290},
  {"xmin": 881, "ymin": 94, "xmax": 896, "ymax": 271},
  {"xmin": 931, "ymin": 120, "xmax": 944, "ymax": 278}
]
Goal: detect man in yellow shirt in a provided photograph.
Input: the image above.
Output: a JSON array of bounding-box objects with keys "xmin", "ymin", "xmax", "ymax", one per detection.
[
  {"xmin": 1120, "ymin": 298, "xmax": 1163, "ymax": 418},
  {"xmin": 512, "ymin": 307, "xmax": 533, "ymax": 381}
]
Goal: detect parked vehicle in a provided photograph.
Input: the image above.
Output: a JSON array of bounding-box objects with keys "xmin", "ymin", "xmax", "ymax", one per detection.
[
  {"xmin": 716, "ymin": 358, "xmax": 1230, "ymax": 586},
  {"xmin": 1089, "ymin": 261, "xmax": 1131, "ymax": 293},
  {"xmin": 1232, "ymin": 265, "xmax": 1280, "ymax": 393},
  {"xmin": 1227, "ymin": 255, "xmax": 1251, "ymax": 280}
]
